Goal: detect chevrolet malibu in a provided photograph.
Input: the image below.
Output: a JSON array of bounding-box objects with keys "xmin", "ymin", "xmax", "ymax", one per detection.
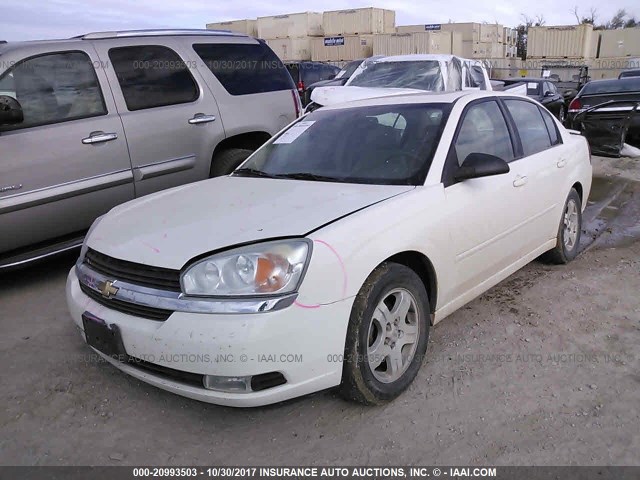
[{"xmin": 66, "ymin": 91, "xmax": 592, "ymax": 407}]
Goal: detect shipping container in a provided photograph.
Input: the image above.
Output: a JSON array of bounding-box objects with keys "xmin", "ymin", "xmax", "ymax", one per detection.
[
  {"xmin": 206, "ymin": 19, "xmax": 257, "ymax": 36},
  {"xmin": 462, "ymin": 41, "xmax": 503, "ymax": 59},
  {"xmin": 527, "ymin": 24, "xmax": 597, "ymax": 59},
  {"xmin": 503, "ymin": 27, "xmax": 518, "ymax": 45},
  {"xmin": 322, "ymin": 8, "xmax": 395, "ymax": 36},
  {"xmin": 598, "ymin": 28, "xmax": 640, "ymax": 58},
  {"xmin": 451, "ymin": 32, "xmax": 464, "ymax": 56},
  {"xmin": 484, "ymin": 57, "xmax": 524, "ymax": 79},
  {"xmin": 257, "ymin": 12, "xmax": 323, "ymax": 39},
  {"xmin": 266, "ymin": 37, "xmax": 313, "ymax": 61},
  {"xmin": 396, "ymin": 24, "xmax": 448, "ymax": 34},
  {"xmin": 372, "ymin": 31, "xmax": 454, "ymax": 56},
  {"xmin": 590, "ymin": 56, "xmax": 640, "ymax": 79},
  {"xmin": 311, "ymin": 35, "xmax": 374, "ymax": 62}
]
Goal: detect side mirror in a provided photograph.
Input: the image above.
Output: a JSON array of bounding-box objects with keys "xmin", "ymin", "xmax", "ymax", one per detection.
[
  {"xmin": 544, "ymin": 91, "xmax": 554, "ymax": 97},
  {"xmin": 0, "ymin": 95, "xmax": 23, "ymax": 125},
  {"xmin": 454, "ymin": 153, "xmax": 510, "ymax": 181}
]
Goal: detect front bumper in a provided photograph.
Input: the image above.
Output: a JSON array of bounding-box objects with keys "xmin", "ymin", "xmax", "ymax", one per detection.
[{"xmin": 66, "ymin": 268, "xmax": 353, "ymax": 407}]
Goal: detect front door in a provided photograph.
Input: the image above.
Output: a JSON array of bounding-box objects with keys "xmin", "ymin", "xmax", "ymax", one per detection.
[{"xmin": 0, "ymin": 47, "xmax": 133, "ymax": 255}]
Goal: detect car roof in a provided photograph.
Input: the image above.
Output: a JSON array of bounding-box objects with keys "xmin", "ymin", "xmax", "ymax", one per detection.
[
  {"xmin": 581, "ymin": 77, "xmax": 640, "ymax": 94},
  {"xmin": 318, "ymin": 90, "xmax": 502, "ymax": 111},
  {"xmin": 503, "ymin": 77, "xmax": 545, "ymax": 83},
  {"xmin": 371, "ymin": 54, "xmax": 483, "ymax": 64},
  {"xmin": 0, "ymin": 29, "xmax": 250, "ymax": 54}
]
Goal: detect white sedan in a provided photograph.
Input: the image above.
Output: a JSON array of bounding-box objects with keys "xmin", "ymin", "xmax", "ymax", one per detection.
[{"xmin": 66, "ymin": 91, "xmax": 592, "ymax": 407}]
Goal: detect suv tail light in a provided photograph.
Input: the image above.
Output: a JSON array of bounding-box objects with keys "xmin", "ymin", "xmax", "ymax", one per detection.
[
  {"xmin": 291, "ymin": 90, "xmax": 301, "ymax": 118},
  {"xmin": 568, "ymin": 98, "xmax": 582, "ymax": 112},
  {"xmin": 297, "ymin": 81, "xmax": 305, "ymax": 93}
]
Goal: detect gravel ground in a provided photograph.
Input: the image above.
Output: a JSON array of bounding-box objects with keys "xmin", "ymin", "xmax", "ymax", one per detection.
[{"xmin": 1, "ymin": 157, "xmax": 639, "ymax": 466}]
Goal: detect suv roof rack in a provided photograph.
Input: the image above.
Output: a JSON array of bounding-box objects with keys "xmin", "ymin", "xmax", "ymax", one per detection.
[{"xmin": 78, "ymin": 29, "xmax": 247, "ymax": 40}]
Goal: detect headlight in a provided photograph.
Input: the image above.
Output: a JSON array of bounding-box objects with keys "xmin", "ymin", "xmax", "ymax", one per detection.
[
  {"xmin": 79, "ymin": 214, "xmax": 106, "ymax": 261},
  {"xmin": 181, "ymin": 240, "xmax": 311, "ymax": 297}
]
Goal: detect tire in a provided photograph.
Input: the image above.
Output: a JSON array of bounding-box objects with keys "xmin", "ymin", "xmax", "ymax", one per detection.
[
  {"xmin": 543, "ymin": 188, "xmax": 582, "ymax": 264},
  {"xmin": 210, "ymin": 148, "xmax": 253, "ymax": 177},
  {"xmin": 557, "ymin": 105, "xmax": 566, "ymax": 125},
  {"xmin": 339, "ymin": 263, "xmax": 430, "ymax": 405}
]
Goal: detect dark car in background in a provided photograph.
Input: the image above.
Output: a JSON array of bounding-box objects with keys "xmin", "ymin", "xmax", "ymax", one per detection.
[
  {"xmin": 502, "ymin": 78, "xmax": 567, "ymax": 122},
  {"xmin": 302, "ymin": 58, "xmax": 367, "ymax": 106},
  {"xmin": 619, "ymin": 69, "xmax": 640, "ymax": 79},
  {"xmin": 567, "ymin": 77, "xmax": 640, "ymax": 157},
  {"xmin": 286, "ymin": 62, "xmax": 340, "ymax": 105}
]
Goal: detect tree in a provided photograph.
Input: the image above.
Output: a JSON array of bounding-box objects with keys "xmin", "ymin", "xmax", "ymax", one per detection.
[
  {"xmin": 571, "ymin": 6, "xmax": 597, "ymax": 25},
  {"xmin": 517, "ymin": 14, "xmax": 547, "ymax": 60}
]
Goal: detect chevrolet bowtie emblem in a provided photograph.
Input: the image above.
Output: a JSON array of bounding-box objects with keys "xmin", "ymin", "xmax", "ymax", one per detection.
[{"xmin": 98, "ymin": 280, "xmax": 119, "ymax": 299}]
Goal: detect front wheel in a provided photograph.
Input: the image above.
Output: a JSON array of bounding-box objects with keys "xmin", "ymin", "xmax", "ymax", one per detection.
[
  {"xmin": 339, "ymin": 263, "xmax": 430, "ymax": 405},
  {"xmin": 543, "ymin": 188, "xmax": 582, "ymax": 264}
]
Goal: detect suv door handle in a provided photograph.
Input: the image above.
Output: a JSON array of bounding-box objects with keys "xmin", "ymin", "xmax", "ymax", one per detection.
[
  {"xmin": 188, "ymin": 114, "xmax": 216, "ymax": 125},
  {"xmin": 557, "ymin": 158, "xmax": 567, "ymax": 168},
  {"xmin": 82, "ymin": 132, "xmax": 118, "ymax": 145},
  {"xmin": 513, "ymin": 175, "xmax": 528, "ymax": 187}
]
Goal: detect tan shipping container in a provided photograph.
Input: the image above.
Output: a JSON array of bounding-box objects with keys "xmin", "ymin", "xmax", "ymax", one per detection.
[
  {"xmin": 590, "ymin": 56, "xmax": 640, "ymax": 79},
  {"xmin": 527, "ymin": 24, "xmax": 597, "ymax": 59},
  {"xmin": 322, "ymin": 8, "xmax": 395, "ymax": 36},
  {"xmin": 598, "ymin": 28, "xmax": 640, "ymax": 58},
  {"xmin": 206, "ymin": 19, "xmax": 257, "ymax": 36},
  {"xmin": 396, "ymin": 24, "xmax": 446, "ymax": 34},
  {"xmin": 311, "ymin": 35, "xmax": 374, "ymax": 62},
  {"xmin": 257, "ymin": 12, "xmax": 323, "ymax": 39},
  {"xmin": 451, "ymin": 32, "xmax": 464, "ymax": 56},
  {"xmin": 265, "ymin": 37, "xmax": 313, "ymax": 61},
  {"xmin": 373, "ymin": 31, "xmax": 454, "ymax": 56},
  {"xmin": 462, "ymin": 41, "xmax": 503, "ymax": 59}
]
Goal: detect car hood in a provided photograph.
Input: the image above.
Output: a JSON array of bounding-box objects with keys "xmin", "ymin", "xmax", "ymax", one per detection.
[
  {"xmin": 88, "ymin": 176, "xmax": 414, "ymax": 269},
  {"xmin": 310, "ymin": 85, "xmax": 423, "ymax": 107}
]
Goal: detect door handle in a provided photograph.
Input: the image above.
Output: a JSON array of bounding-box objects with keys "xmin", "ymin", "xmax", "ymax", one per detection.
[
  {"xmin": 82, "ymin": 132, "xmax": 118, "ymax": 145},
  {"xmin": 513, "ymin": 175, "xmax": 528, "ymax": 187},
  {"xmin": 557, "ymin": 158, "xmax": 567, "ymax": 168},
  {"xmin": 188, "ymin": 114, "xmax": 216, "ymax": 125}
]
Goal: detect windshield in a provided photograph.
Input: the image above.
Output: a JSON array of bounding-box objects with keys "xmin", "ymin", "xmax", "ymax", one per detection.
[
  {"xmin": 235, "ymin": 103, "xmax": 450, "ymax": 186},
  {"xmin": 336, "ymin": 60, "xmax": 362, "ymax": 80},
  {"xmin": 348, "ymin": 61, "xmax": 444, "ymax": 91}
]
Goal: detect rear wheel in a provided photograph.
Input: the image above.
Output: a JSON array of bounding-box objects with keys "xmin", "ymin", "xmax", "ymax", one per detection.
[
  {"xmin": 543, "ymin": 188, "xmax": 582, "ymax": 264},
  {"xmin": 210, "ymin": 148, "xmax": 253, "ymax": 177},
  {"xmin": 339, "ymin": 263, "xmax": 430, "ymax": 405}
]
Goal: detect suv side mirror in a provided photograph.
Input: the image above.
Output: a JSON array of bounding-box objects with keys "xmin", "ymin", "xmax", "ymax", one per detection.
[
  {"xmin": 544, "ymin": 91, "xmax": 554, "ymax": 97},
  {"xmin": 454, "ymin": 153, "xmax": 510, "ymax": 181},
  {"xmin": 0, "ymin": 95, "xmax": 24, "ymax": 125}
]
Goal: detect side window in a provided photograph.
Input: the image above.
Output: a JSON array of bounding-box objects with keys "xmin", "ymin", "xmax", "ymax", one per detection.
[
  {"xmin": 193, "ymin": 42, "xmax": 293, "ymax": 95},
  {"xmin": 538, "ymin": 106, "xmax": 561, "ymax": 146},
  {"xmin": 454, "ymin": 101, "xmax": 514, "ymax": 166},
  {"xmin": 504, "ymin": 99, "xmax": 552, "ymax": 156},
  {"xmin": 108, "ymin": 45, "xmax": 199, "ymax": 111},
  {"xmin": 0, "ymin": 51, "xmax": 106, "ymax": 131},
  {"xmin": 301, "ymin": 64, "xmax": 323, "ymax": 86}
]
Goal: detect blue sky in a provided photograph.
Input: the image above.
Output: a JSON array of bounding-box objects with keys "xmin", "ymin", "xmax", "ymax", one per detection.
[{"xmin": 2, "ymin": 0, "xmax": 639, "ymax": 41}]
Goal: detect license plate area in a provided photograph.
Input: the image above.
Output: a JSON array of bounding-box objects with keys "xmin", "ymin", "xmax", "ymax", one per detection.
[{"xmin": 82, "ymin": 312, "xmax": 127, "ymax": 361}]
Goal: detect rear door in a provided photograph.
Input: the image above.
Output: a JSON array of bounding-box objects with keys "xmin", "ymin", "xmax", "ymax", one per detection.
[
  {"xmin": 92, "ymin": 38, "xmax": 226, "ymax": 198},
  {"xmin": 501, "ymin": 98, "xmax": 567, "ymax": 244},
  {"xmin": 0, "ymin": 46, "xmax": 133, "ymax": 256}
]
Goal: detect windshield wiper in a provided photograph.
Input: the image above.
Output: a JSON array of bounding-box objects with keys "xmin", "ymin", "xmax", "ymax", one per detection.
[
  {"xmin": 232, "ymin": 168, "xmax": 279, "ymax": 178},
  {"xmin": 274, "ymin": 172, "xmax": 343, "ymax": 182}
]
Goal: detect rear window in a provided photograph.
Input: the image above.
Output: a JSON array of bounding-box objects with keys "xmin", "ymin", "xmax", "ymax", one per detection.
[
  {"xmin": 581, "ymin": 78, "xmax": 640, "ymax": 95},
  {"xmin": 348, "ymin": 61, "xmax": 444, "ymax": 91},
  {"xmin": 194, "ymin": 42, "xmax": 294, "ymax": 95}
]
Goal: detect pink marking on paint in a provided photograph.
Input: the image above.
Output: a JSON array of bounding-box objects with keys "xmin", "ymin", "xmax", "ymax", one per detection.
[
  {"xmin": 294, "ymin": 300, "xmax": 322, "ymax": 309},
  {"xmin": 163, "ymin": 233, "xmax": 168, "ymax": 239},
  {"xmin": 314, "ymin": 239, "xmax": 348, "ymax": 297},
  {"xmin": 141, "ymin": 241, "xmax": 160, "ymax": 253}
]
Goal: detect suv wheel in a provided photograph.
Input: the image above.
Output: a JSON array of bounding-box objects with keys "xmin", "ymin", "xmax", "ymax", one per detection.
[{"xmin": 210, "ymin": 149, "xmax": 253, "ymax": 177}]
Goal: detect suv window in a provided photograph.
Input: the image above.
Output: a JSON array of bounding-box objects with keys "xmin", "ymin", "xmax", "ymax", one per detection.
[
  {"xmin": 504, "ymin": 99, "xmax": 552, "ymax": 156},
  {"xmin": 538, "ymin": 106, "xmax": 561, "ymax": 146},
  {"xmin": 0, "ymin": 51, "xmax": 106, "ymax": 130},
  {"xmin": 109, "ymin": 45, "xmax": 199, "ymax": 111},
  {"xmin": 193, "ymin": 43, "xmax": 293, "ymax": 95},
  {"xmin": 454, "ymin": 100, "xmax": 514, "ymax": 166}
]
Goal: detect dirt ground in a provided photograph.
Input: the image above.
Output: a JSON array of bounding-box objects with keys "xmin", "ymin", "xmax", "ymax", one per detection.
[{"xmin": 1, "ymin": 157, "xmax": 639, "ymax": 466}]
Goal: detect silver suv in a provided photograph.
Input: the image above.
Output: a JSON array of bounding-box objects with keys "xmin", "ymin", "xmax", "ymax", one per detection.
[{"xmin": 0, "ymin": 29, "xmax": 301, "ymax": 269}]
